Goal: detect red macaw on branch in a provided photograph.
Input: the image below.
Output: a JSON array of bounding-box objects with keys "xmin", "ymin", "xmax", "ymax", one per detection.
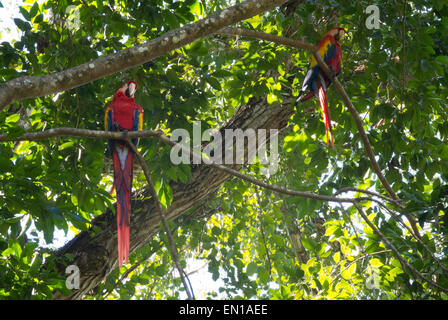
[
  {"xmin": 296, "ymin": 27, "xmax": 346, "ymax": 148},
  {"xmin": 105, "ymin": 80, "xmax": 143, "ymax": 267}
]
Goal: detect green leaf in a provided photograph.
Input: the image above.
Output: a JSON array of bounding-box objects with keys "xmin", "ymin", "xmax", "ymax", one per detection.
[
  {"xmin": 66, "ymin": 212, "xmax": 89, "ymax": 225},
  {"xmin": 189, "ymin": 1, "xmax": 202, "ymax": 16},
  {"xmin": 6, "ymin": 113, "xmax": 20, "ymax": 124},
  {"xmin": 11, "ymin": 240, "xmax": 22, "ymax": 257},
  {"xmin": 164, "ymin": 11, "xmax": 179, "ymax": 28},
  {"xmin": 333, "ymin": 251, "xmax": 340, "ymax": 263},
  {"xmin": 33, "ymin": 13, "xmax": 43, "ymax": 24},
  {"xmin": 301, "ymin": 236, "xmax": 317, "ymax": 251},
  {"xmin": 29, "ymin": 2, "xmax": 39, "ymax": 18},
  {"xmin": 159, "ymin": 190, "xmax": 167, "ymax": 208},
  {"xmin": 211, "ymin": 226, "xmax": 221, "ymax": 236},
  {"xmin": 435, "ymin": 55, "xmax": 448, "ymax": 65},
  {"xmin": 59, "ymin": 141, "xmax": 74, "ymax": 150},
  {"xmin": 246, "ymin": 262, "xmax": 257, "ymax": 276},
  {"xmin": 13, "ymin": 18, "xmax": 31, "ymax": 31},
  {"xmin": 206, "ymin": 77, "xmax": 221, "ymax": 91},
  {"xmin": 41, "ymin": 216, "xmax": 54, "ymax": 243},
  {"xmin": 341, "ymin": 263, "xmax": 356, "ymax": 280},
  {"xmin": 19, "ymin": 6, "xmax": 30, "ymax": 20}
]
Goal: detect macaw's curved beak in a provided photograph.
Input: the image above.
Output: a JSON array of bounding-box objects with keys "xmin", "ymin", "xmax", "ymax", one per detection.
[{"xmin": 125, "ymin": 82, "xmax": 137, "ymax": 98}]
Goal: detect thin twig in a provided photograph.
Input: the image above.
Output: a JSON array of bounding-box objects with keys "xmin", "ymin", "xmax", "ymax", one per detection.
[
  {"xmin": 335, "ymin": 187, "xmax": 402, "ymax": 209},
  {"xmin": 373, "ymin": 200, "xmax": 448, "ymax": 276},
  {"xmin": 255, "ymin": 188, "xmax": 272, "ymax": 278},
  {"xmin": 329, "ymin": 249, "xmax": 392, "ymax": 287},
  {"xmin": 353, "ymin": 202, "xmax": 448, "ymax": 295},
  {"xmin": 124, "ymin": 137, "xmax": 195, "ymax": 300}
]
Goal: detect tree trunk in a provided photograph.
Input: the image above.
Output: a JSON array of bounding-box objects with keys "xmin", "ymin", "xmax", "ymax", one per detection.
[{"xmin": 52, "ymin": 95, "xmax": 294, "ymax": 299}]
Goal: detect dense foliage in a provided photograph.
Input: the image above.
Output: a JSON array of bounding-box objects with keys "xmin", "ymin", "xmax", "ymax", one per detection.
[{"xmin": 1, "ymin": 0, "xmax": 447, "ymax": 299}]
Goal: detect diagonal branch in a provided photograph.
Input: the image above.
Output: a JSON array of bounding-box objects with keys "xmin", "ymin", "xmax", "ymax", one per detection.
[
  {"xmin": 353, "ymin": 202, "xmax": 448, "ymax": 295},
  {"xmin": 124, "ymin": 137, "xmax": 195, "ymax": 300},
  {"xmin": 219, "ymin": 28, "xmax": 396, "ymax": 200},
  {"xmin": 219, "ymin": 27, "xmax": 421, "ymax": 239},
  {"xmin": 0, "ymin": 0, "xmax": 290, "ymax": 109}
]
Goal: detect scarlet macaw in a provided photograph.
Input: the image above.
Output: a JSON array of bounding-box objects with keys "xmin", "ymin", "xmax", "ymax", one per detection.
[
  {"xmin": 105, "ymin": 80, "xmax": 143, "ymax": 267},
  {"xmin": 296, "ymin": 27, "xmax": 346, "ymax": 147}
]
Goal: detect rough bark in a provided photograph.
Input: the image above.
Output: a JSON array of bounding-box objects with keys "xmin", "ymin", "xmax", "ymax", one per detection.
[
  {"xmin": 52, "ymin": 95, "xmax": 294, "ymax": 299},
  {"xmin": 0, "ymin": 0, "xmax": 289, "ymax": 110}
]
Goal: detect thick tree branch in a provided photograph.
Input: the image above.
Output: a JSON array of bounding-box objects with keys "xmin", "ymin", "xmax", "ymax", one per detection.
[
  {"xmin": 0, "ymin": 0, "xmax": 290, "ymax": 109},
  {"xmin": 1, "ymin": 127, "xmax": 374, "ymax": 205},
  {"xmin": 0, "ymin": 127, "xmax": 162, "ymax": 142}
]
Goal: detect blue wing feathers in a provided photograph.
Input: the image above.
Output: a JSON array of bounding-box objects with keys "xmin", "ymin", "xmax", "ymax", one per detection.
[
  {"xmin": 132, "ymin": 109, "xmax": 141, "ymax": 147},
  {"xmin": 106, "ymin": 109, "xmax": 114, "ymax": 156},
  {"xmin": 323, "ymin": 43, "xmax": 337, "ymax": 62}
]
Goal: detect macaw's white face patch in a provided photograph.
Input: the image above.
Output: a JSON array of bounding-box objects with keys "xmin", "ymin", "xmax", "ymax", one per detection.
[{"xmin": 127, "ymin": 82, "xmax": 136, "ymax": 97}]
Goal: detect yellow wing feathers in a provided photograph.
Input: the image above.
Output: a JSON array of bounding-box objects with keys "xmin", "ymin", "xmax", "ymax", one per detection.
[
  {"xmin": 105, "ymin": 106, "xmax": 111, "ymax": 131},
  {"xmin": 309, "ymin": 37, "xmax": 334, "ymax": 68},
  {"xmin": 138, "ymin": 111, "xmax": 143, "ymax": 131}
]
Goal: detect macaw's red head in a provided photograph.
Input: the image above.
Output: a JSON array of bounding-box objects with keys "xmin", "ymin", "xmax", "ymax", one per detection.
[
  {"xmin": 118, "ymin": 80, "xmax": 138, "ymax": 98},
  {"xmin": 326, "ymin": 27, "xmax": 346, "ymax": 42}
]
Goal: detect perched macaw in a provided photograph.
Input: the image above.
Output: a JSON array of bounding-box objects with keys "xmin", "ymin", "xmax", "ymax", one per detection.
[
  {"xmin": 296, "ymin": 27, "xmax": 346, "ymax": 148},
  {"xmin": 105, "ymin": 80, "xmax": 143, "ymax": 267}
]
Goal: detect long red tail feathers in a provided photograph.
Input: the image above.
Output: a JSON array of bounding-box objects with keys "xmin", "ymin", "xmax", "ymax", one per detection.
[
  {"xmin": 112, "ymin": 146, "xmax": 133, "ymax": 267},
  {"xmin": 317, "ymin": 85, "xmax": 335, "ymax": 148},
  {"xmin": 116, "ymin": 202, "xmax": 130, "ymax": 267}
]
